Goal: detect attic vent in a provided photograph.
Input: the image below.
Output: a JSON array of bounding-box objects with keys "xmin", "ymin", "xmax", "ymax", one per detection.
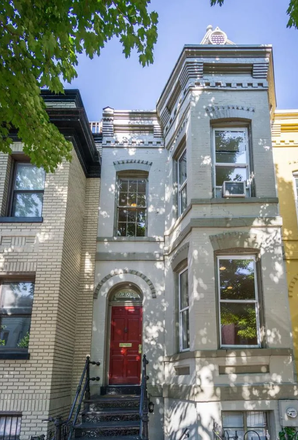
[{"xmin": 210, "ymin": 30, "xmax": 227, "ymax": 45}]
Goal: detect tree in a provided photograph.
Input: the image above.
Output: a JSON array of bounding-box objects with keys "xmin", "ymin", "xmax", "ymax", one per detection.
[
  {"xmin": 0, "ymin": 0, "xmax": 158, "ymax": 171},
  {"xmin": 210, "ymin": 0, "xmax": 298, "ymax": 29}
]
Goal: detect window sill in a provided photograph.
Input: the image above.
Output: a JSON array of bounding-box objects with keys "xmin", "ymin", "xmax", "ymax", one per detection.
[
  {"xmin": 0, "ymin": 351, "xmax": 30, "ymax": 360},
  {"xmin": 0, "ymin": 217, "xmax": 43, "ymax": 223}
]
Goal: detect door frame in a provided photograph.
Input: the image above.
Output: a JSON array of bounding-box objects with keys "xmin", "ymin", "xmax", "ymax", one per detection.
[{"xmin": 104, "ymin": 283, "xmax": 143, "ymax": 386}]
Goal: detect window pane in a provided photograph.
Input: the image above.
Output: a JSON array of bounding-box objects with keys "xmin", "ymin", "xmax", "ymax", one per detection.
[
  {"xmin": 127, "ymin": 223, "xmax": 136, "ymax": 236},
  {"xmin": 137, "ymin": 209, "xmax": 146, "ymax": 223},
  {"xmin": 12, "ymin": 193, "xmax": 43, "ymax": 217},
  {"xmin": 221, "ymin": 303, "xmax": 258, "ymax": 346},
  {"xmin": 137, "ymin": 194, "xmax": 146, "ymax": 207},
  {"xmin": 15, "ymin": 164, "xmax": 45, "ymax": 190},
  {"xmin": 0, "ymin": 316, "xmax": 31, "ymax": 348},
  {"xmin": 117, "ymin": 223, "xmax": 126, "ymax": 236},
  {"xmin": 247, "ymin": 412, "xmax": 267, "ymax": 428},
  {"xmin": 219, "ymin": 259, "xmax": 255, "ymax": 300},
  {"xmin": 119, "ymin": 193, "xmax": 128, "ymax": 206},
  {"xmin": 127, "ymin": 209, "xmax": 137, "ymax": 222},
  {"xmin": 128, "ymin": 180, "xmax": 138, "ymax": 193},
  {"xmin": 215, "ymin": 130, "xmax": 247, "ymax": 164},
  {"xmin": 118, "ymin": 209, "xmax": 127, "ymax": 222},
  {"xmin": 178, "ymin": 150, "xmax": 187, "ymax": 185},
  {"xmin": 0, "ymin": 282, "xmax": 34, "ymax": 310},
  {"xmin": 179, "ymin": 270, "xmax": 189, "ymax": 309},
  {"xmin": 119, "ymin": 180, "xmax": 128, "ymax": 192},
  {"xmin": 222, "ymin": 412, "xmax": 244, "ymax": 428},
  {"xmin": 216, "ymin": 166, "xmax": 247, "ymax": 186},
  {"xmin": 138, "ymin": 180, "xmax": 146, "ymax": 193},
  {"xmin": 127, "ymin": 193, "xmax": 137, "ymax": 206},
  {"xmin": 137, "ymin": 223, "xmax": 146, "ymax": 236},
  {"xmin": 181, "ymin": 310, "xmax": 189, "ymax": 350},
  {"xmin": 180, "ymin": 185, "xmax": 187, "ymax": 214}
]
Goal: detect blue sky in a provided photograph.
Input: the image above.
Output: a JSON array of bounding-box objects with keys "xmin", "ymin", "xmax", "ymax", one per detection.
[{"xmin": 66, "ymin": 0, "xmax": 298, "ymax": 121}]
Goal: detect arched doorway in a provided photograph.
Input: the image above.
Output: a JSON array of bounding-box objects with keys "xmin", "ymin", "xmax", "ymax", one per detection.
[{"xmin": 108, "ymin": 284, "xmax": 143, "ymax": 385}]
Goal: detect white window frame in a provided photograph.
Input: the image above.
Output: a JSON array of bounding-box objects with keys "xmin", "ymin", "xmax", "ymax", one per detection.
[
  {"xmin": 116, "ymin": 176, "xmax": 148, "ymax": 237},
  {"xmin": 177, "ymin": 148, "xmax": 187, "ymax": 216},
  {"xmin": 178, "ymin": 267, "xmax": 189, "ymax": 352},
  {"xmin": 11, "ymin": 162, "xmax": 45, "ymax": 218},
  {"xmin": 217, "ymin": 255, "xmax": 261, "ymax": 348},
  {"xmin": 213, "ymin": 127, "xmax": 250, "ymax": 197}
]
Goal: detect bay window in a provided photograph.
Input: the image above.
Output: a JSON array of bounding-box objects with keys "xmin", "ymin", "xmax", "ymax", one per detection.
[{"xmin": 218, "ymin": 256, "xmax": 260, "ymax": 347}]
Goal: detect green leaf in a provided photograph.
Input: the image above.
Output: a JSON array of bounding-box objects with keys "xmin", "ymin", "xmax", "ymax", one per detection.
[{"xmin": 0, "ymin": 0, "xmax": 159, "ymax": 170}]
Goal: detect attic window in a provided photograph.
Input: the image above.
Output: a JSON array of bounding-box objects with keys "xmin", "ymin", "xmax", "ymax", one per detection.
[{"xmin": 210, "ymin": 30, "xmax": 227, "ymax": 45}]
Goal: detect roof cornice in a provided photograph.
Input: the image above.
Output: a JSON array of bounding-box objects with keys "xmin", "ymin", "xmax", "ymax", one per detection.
[
  {"xmin": 42, "ymin": 89, "xmax": 101, "ymax": 178},
  {"xmin": 157, "ymin": 45, "xmax": 274, "ymax": 112}
]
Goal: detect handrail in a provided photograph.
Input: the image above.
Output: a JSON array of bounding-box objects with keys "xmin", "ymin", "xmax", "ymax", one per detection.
[
  {"xmin": 66, "ymin": 356, "xmax": 100, "ymax": 440},
  {"xmin": 40, "ymin": 356, "xmax": 100, "ymax": 440},
  {"xmin": 139, "ymin": 354, "xmax": 149, "ymax": 440},
  {"xmin": 178, "ymin": 428, "xmax": 189, "ymax": 440}
]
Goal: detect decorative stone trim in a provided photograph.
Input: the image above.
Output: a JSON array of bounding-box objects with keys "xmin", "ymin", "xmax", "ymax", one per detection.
[
  {"xmin": 169, "ymin": 116, "xmax": 189, "ymax": 153},
  {"xmin": 288, "ymin": 275, "xmax": 298, "ymax": 297},
  {"xmin": 171, "ymin": 242, "xmax": 189, "ymax": 270},
  {"xmin": 179, "ymin": 61, "xmax": 204, "ymax": 90},
  {"xmin": 113, "ymin": 159, "xmax": 152, "ymax": 173},
  {"xmin": 252, "ymin": 62, "xmax": 269, "ymax": 78},
  {"xmin": 94, "ymin": 269, "xmax": 156, "ymax": 299},
  {"xmin": 209, "ymin": 231, "xmax": 263, "ymax": 251},
  {"xmin": 205, "ymin": 105, "xmax": 255, "ymax": 120}
]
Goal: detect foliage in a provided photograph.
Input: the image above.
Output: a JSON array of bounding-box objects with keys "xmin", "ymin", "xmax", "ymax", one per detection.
[
  {"xmin": 17, "ymin": 332, "xmax": 30, "ymax": 348},
  {"xmin": 210, "ymin": 0, "xmax": 298, "ymax": 29},
  {"xmin": 0, "ymin": 324, "xmax": 7, "ymax": 346},
  {"xmin": 279, "ymin": 427, "xmax": 297, "ymax": 440},
  {"xmin": 0, "ymin": 0, "xmax": 158, "ymax": 171}
]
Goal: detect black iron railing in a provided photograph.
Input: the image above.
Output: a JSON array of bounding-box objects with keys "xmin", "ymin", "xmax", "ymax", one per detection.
[
  {"xmin": 178, "ymin": 428, "xmax": 190, "ymax": 440},
  {"xmin": 34, "ymin": 356, "xmax": 100, "ymax": 440},
  {"xmin": 139, "ymin": 354, "xmax": 149, "ymax": 440},
  {"xmin": 213, "ymin": 426, "xmax": 269, "ymax": 440}
]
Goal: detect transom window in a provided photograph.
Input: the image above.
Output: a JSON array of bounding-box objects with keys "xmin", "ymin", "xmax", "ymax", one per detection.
[
  {"xmin": 11, "ymin": 163, "xmax": 45, "ymax": 217},
  {"xmin": 111, "ymin": 289, "xmax": 142, "ymax": 302},
  {"xmin": 222, "ymin": 411, "xmax": 268, "ymax": 440},
  {"xmin": 116, "ymin": 177, "xmax": 147, "ymax": 237},
  {"xmin": 0, "ymin": 282, "xmax": 34, "ymax": 350},
  {"xmin": 218, "ymin": 256, "xmax": 260, "ymax": 347},
  {"xmin": 214, "ymin": 128, "xmax": 249, "ymax": 197},
  {"xmin": 179, "ymin": 268, "xmax": 189, "ymax": 351},
  {"xmin": 177, "ymin": 149, "xmax": 187, "ymax": 216},
  {"xmin": 0, "ymin": 414, "xmax": 21, "ymax": 440}
]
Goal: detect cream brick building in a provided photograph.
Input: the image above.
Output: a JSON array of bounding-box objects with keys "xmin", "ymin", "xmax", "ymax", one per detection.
[
  {"xmin": 0, "ymin": 90, "xmax": 100, "ymax": 439},
  {"xmin": 1, "ymin": 27, "xmax": 298, "ymax": 440}
]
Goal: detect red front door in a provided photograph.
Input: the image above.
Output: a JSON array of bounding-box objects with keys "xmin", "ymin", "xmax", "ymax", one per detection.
[{"xmin": 109, "ymin": 306, "xmax": 142, "ymax": 385}]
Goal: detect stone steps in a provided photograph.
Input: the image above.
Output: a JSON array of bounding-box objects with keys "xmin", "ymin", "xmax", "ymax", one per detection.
[{"xmin": 74, "ymin": 386, "xmax": 142, "ymax": 439}]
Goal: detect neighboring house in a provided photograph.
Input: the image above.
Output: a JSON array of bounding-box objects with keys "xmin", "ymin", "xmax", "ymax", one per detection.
[
  {"xmin": 0, "ymin": 90, "xmax": 100, "ymax": 439},
  {"xmin": 0, "ymin": 26, "xmax": 298, "ymax": 440},
  {"xmin": 272, "ymin": 110, "xmax": 298, "ymax": 376}
]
